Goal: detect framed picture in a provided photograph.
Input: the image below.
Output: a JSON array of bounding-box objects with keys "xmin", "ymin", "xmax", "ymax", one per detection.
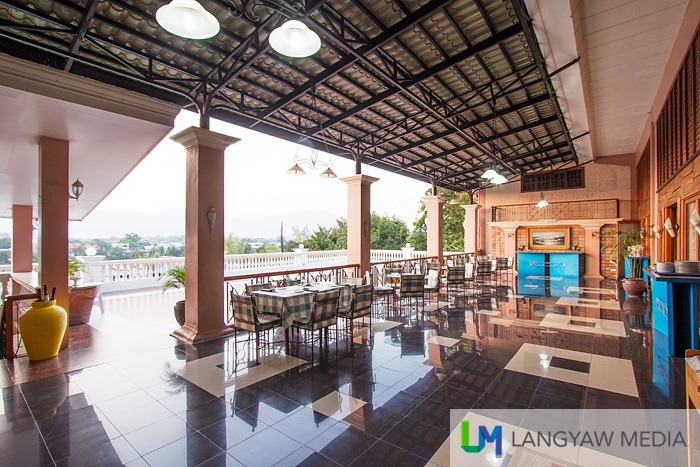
[{"xmin": 529, "ymin": 227, "xmax": 570, "ymax": 250}]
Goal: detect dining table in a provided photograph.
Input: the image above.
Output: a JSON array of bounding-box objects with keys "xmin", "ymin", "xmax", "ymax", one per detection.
[{"xmin": 251, "ymin": 283, "xmax": 349, "ymax": 328}]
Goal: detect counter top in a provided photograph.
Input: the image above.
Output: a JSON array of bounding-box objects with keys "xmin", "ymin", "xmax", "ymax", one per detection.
[{"xmin": 518, "ymin": 251, "xmax": 585, "ymax": 254}]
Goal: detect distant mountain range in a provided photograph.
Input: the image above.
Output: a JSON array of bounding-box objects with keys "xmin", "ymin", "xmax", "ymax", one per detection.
[{"xmin": 68, "ymin": 207, "xmax": 339, "ymax": 239}]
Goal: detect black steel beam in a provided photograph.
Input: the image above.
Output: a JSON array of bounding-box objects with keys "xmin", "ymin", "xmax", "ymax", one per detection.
[
  {"xmin": 259, "ymin": 0, "xmax": 452, "ymax": 120},
  {"xmin": 64, "ymin": 0, "xmax": 99, "ymax": 72}
]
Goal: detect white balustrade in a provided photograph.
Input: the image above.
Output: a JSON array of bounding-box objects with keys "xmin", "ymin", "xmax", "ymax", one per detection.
[{"xmin": 1, "ymin": 248, "xmax": 432, "ymax": 293}]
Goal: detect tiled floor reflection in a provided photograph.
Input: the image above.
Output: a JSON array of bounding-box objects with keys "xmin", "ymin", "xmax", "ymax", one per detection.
[{"xmin": 0, "ymin": 277, "xmax": 688, "ymax": 466}]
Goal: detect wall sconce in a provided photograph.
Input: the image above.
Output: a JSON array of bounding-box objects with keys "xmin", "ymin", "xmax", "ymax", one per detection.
[
  {"xmin": 664, "ymin": 218, "xmax": 678, "ymax": 238},
  {"xmin": 207, "ymin": 207, "xmax": 216, "ymax": 234},
  {"xmin": 691, "ymin": 208, "xmax": 700, "ymax": 235},
  {"xmin": 591, "ymin": 231, "xmax": 599, "ymax": 238},
  {"xmin": 652, "ymin": 224, "xmax": 662, "ymax": 238},
  {"xmin": 363, "ymin": 220, "xmax": 369, "ymax": 237},
  {"xmin": 68, "ymin": 178, "xmax": 84, "ymax": 201}
]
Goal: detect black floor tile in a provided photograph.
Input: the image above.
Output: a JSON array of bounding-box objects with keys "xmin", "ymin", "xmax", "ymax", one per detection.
[
  {"xmin": 179, "ymin": 398, "xmax": 229, "ymax": 431},
  {"xmin": 549, "ymin": 356, "xmax": 591, "ymax": 373},
  {"xmin": 350, "ymin": 439, "xmax": 426, "ymax": 467},
  {"xmin": 277, "ymin": 447, "xmax": 340, "ymax": 467},
  {"xmin": 536, "ymin": 378, "xmax": 587, "ymax": 401},
  {"xmin": 227, "ymin": 425, "xmax": 302, "ymax": 466},
  {"xmin": 584, "ymin": 388, "xmax": 642, "ymax": 409},
  {"xmin": 381, "ymin": 417, "xmax": 449, "ymax": 461},
  {"xmin": 280, "ymin": 380, "xmax": 334, "ymax": 406},
  {"xmin": 407, "ymin": 397, "xmax": 453, "ymax": 430},
  {"xmin": 481, "ymin": 381, "xmax": 536, "ymax": 407},
  {"xmin": 427, "ymin": 381, "xmax": 482, "ymax": 408},
  {"xmin": 342, "ymin": 405, "xmax": 403, "ymax": 438},
  {"xmin": 529, "ymin": 391, "xmax": 585, "ymax": 410},
  {"xmin": 199, "ymin": 410, "xmax": 268, "ymax": 450},
  {"xmin": 273, "ymin": 406, "xmax": 341, "ymax": 445},
  {"xmin": 492, "ymin": 369, "xmax": 542, "ymax": 390},
  {"xmin": 55, "ymin": 436, "xmax": 139, "ymax": 467},
  {"xmin": 242, "ymin": 394, "xmax": 304, "ymax": 426},
  {"xmin": 370, "ymin": 389, "xmax": 424, "ymax": 415},
  {"xmin": 308, "ymin": 425, "xmax": 378, "ymax": 466}
]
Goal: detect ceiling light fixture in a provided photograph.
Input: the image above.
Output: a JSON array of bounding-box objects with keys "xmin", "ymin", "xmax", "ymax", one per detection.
[
  {"xmin": 269, "ymin": 20, "xmax": 321, "ymax": 58},
  {"xmin": 156, "ymin": 0, "xmax": 220, "ymax": 40},
  {"xmin": 536, "ymin": 192, "xmax": 548, "ymax": 208},
  {"xmin": 490, "ymin": 174, "xmax": 508, "ymax": 185},
  {"xmin": 287, "ymin": 90, "xmax": 336, "ymax": 178},
  {"xmin": 481, "ymin": 168, "xmax": 498, "ymax": 180}
]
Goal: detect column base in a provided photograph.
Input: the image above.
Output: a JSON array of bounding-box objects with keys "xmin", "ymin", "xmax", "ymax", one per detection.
[
  {"xmin": 583, "ymin": 274, "xmax": 605, "ymax": 281},
  {"xmin": 171, "ymin": 323, "xmax": 236, "ymax": 344}
]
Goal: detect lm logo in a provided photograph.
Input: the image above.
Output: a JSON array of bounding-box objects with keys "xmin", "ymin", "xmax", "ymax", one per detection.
[{"xmin": 461, "ymin": 420, "xmax": 503, "ymax": 458}]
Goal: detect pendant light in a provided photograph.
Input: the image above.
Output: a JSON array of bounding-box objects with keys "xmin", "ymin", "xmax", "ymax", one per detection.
[
  {"xmin": 319, "ymin": 167, "xmax": 337, "ymax": 178},
  {"xmin": 156, "ymin": 0, "xmax": 220, "ymax": 40},
  {"xmin": 491, "ymin": 174, "xmax": 508, "ymax": 185},
  {"xmin": 287, "ymin": 163, "xmax": 306, "ymax": 175},
  {"xmin": 536, "ymin": 192, "xmax": 548, "ymax": 208},
  {"xmin": 481, "ymin": 168, "xmax": 498, "ymax": 180},
  {"xmin": 269, "ymin": 20, "xmax": 321, "ymax": 58}
]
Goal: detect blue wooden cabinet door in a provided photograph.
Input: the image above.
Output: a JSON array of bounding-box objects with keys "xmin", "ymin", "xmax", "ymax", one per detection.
[
  {"xmin": 517, "ymin": 253, "xmax": 545, "ymax": 276},
  {"xmin": 549, "ymin": 253, "xmax": 580, "ymax": 278},
  {"xmin": 650, "ymin": 276, "xmax": 670, "ymax": 338}
]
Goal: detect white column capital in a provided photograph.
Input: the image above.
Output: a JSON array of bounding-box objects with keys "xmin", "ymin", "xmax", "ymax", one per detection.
[
  {"xmin": 340, "ymin": 174, "xmax": 380, "ymax": 187},
  {"xmin": 170, "ymin": 126, "xmax": 240, "ymax": 151},
  {"xmin": 422, "ymin": 195, "xmax": 447, "ymax": 203},
  {"xmin": 460, "ymin": 203, "xmax": 482, "ymax": 211}
]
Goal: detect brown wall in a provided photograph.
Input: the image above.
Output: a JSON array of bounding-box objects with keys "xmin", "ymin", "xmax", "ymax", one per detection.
[{"xmin": 491, "ymin": 227, "xmax": 504, "ymax": 256}]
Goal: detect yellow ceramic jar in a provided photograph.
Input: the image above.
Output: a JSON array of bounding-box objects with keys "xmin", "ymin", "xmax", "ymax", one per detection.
[{"xmin": 18, "ymin": 300, "xmax": 67, "ymax": 361}]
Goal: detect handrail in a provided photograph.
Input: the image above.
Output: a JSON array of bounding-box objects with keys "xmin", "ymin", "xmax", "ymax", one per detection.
[
  {"xmin": 224, "ymin": 263, "xmax": 361, "ymax": 282},
  {"xmin": 370, "ymin": 256, "xmax": 439, "ymax": 267},
  {"xmin": 1, "ymin": 293, "xmax": 36, "ymax": 359}
]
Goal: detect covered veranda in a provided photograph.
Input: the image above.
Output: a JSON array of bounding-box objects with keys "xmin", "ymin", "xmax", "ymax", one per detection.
[{"xmin": 1, "ymin": 0, "xmax": 699, "ymax": 465}]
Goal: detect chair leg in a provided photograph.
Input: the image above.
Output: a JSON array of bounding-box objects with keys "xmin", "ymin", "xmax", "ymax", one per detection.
[{"xmin": 255, "ymin": 331, "xmax": 260, "ymax": 364}]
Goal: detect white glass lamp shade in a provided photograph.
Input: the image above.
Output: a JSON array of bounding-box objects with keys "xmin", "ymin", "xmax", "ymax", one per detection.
[
  {"xmin": 319, "ymin": 167, "xmax": 337, "ymax": 178},
  {"xmin": 269, "ymin": 20, "xmax": 321, "ymax": 58},
  {"xmin": 156, "ymin": 0, "xmax": 220, "ymax": 40},
  {"xmin": 481, "ymin": 169, "xmax": 498, "ymax": 179},
  {"xmin": 664, "ymin": 217, "xmax": 676, "ymax": 238},
  {"xmin": 491, "ymin": 174, "xmax": 508, "ymax": 185},
  {"xmin": 287, "ymin": 164, "xmax": 306, "ymax": 175},
  {"xmin": 536, "ymin": 193, "xmax": 548, "ymax": 208}
]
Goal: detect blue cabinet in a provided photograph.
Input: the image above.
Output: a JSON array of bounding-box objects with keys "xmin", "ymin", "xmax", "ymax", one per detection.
[
  {"xmin": 517, "ymin": 252, "xmax": 584, "ymax": 278},
  {"xmin": 517, "ymin": 252, "xmax": 545, "ymax": 276}
]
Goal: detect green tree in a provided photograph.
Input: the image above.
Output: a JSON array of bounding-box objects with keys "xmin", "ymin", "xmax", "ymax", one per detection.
[
  {"xmin": 0, "ymin": 251, "xmax": 10, "ymax": 265},
  {"xmin": 121, "ymin": 233, "xmax": 144, "ymax": 251},
  {"xmin": 165, "ymin": 245, "xmax": 185, "ymax": 257},
  {"xmin": 105, "ymin": 247, "xmax": 130, "ymax": 260},
  {"xmin": 224, "ymin": 234, "xmax": 252, "ymax": 254},
  {"xmin": 370, "ymin": 213, "xmax": 409, "ymax": 250},
  {"xmin": 259, "ymin": 243, "xmax": 281, "ymax": 253},
  {"xmin": 412, "ymin": 188, "xmax": 466, "ymax": 252},
  {"xmin": 0, "ymin": 233, "xmax": 10, "ymax": 249}
]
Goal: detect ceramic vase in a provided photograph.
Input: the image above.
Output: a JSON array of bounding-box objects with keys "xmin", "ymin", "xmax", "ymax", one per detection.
[{"xmin": 18, "ymin": 300, "xmax": 67, "ymax": 361}]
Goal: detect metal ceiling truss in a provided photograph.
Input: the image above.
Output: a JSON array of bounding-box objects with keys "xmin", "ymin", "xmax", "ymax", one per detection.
[{"xmin": 0, "ymin": 0, "xmax": 577, "ymax": 191}]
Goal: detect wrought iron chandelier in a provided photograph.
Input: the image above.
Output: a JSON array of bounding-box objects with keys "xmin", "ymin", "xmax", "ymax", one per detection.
[{"xmin": 287, "ymin": 91, "xmax": 336, "ymax": 178}]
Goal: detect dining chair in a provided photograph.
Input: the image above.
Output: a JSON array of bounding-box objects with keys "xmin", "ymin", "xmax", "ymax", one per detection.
[
  {"xmin": 495, "ymin": 257, "xmax": 509, "ymax": 283},
  {"xmin": 245, "ymin": 282, "xmax": 273, "ymax": 295},
  {"xmin": 397, "ymin": 273, "xmax": 424, "ymax": 319},
  {"xmin": 476, "ymin": 259, "xmax": 492, "ymax": 289},
  {"xmin": 446, "ymin": 266, "xmax": 465, "ymax": 301},
  {"xmin": 230, "ymin": 293, "xmax": 283, "ymax": 364},
  {"xmin": 424, "ymin": 269, "xmax": 440, "ymax": 308},
  {"xmin": 338, "ymin": 284, "xmax": 373, "ymax": 354},
  {"xmin": 292, "ymin": 290, "xmax": 340, "ymax": 364},
  {"xmin": 343, "ymin": 277, "xmax": 365, "ymax": 286},
  {"xmin": 338, "ymin": 284, "xmax": 354, "ymax": 315},
  {"xmin": 454, "ymin": 256, "xmax": 467, "ymax": 267},
  {"xmin": 283, "ymin": 278, "xmax": 302, "ymax": 287},
  {"xmin": 465, "ymin": 262, "xmax": 476, "ymax": 292}
]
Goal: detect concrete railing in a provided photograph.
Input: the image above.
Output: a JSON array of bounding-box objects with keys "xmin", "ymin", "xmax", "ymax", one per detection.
[{"xmin": 2, "ymin": 248, "xmax": 433, "ymax": 294}]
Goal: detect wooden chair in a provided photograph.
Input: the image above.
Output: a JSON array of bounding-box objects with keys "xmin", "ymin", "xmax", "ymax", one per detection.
[
  {"xmin": 476, "ymin": 259, "xmax": 492, "ymax": 288},
  {"xmin": 283, "ymin": 279, "xmax": 302, "ymax": 287},
  {"xmin": 230, "ymin": 293, "xmax": 283, "ymax": 363},
  {"xmin": 293, "ymin": 290, "xmax": 340, "ymax": 363},
  {"xmin": 495, "ymin": 257, "xmax": 509, "ymax": 283}
]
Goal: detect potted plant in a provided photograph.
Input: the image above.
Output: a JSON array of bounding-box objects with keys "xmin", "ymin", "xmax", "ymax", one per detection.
[
  {"xmin": 160, "ymin": 265, "xmax": 185, "ymax": 326},
  {"xmin": 601, "ymin": 228, "xmax": 649, "ymax": 297},
  {"xmin": 67, "ymin": 258, "xmax": 99, "ymax": 326}
]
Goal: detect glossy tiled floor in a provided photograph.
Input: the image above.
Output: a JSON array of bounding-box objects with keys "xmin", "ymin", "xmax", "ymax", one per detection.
[{"xmin": 0, "ymin": 276, "xmax": 687, "ymax": 466}]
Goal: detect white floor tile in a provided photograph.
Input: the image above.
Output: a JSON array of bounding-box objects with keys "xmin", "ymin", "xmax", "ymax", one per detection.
[
  {"xmin": 587, "ymin": 372, "xmax": 639, "ymax": 397},
  {"xmin": 589, "ymin": 362, "xmax": 635, "ymax": 382},
  {"xmin": 591, "ymin": 354, "xmax": 634, "ymax": 370},
  {"xmin": 311, "ymin": 391, "xmax": 367, "ymax": 421}
]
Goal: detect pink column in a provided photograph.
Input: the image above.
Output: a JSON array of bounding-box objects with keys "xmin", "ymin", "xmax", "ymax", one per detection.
[
  {"xmin": 38, "ymin": 137, "xmax": 70, "ymax": 349},
  {"xmin": 341, "ymin": 175, "xmax": 379, "ymax": 276},
  {"xmin": 424, "ymin": 195, "xmax": 445, "ymax": 263},
  {"xmin": 170, "ymin": 127, "xmax": 240, "ymax": 344},
  {"xmin": 461, "ymin": 204, "xmax": 481, "ymax": 254},
  {"xmin": 502, "ymin": 227, "xmax": 517, "ymax": 264},
  {"xmin": 584, "ymin": 226, "xmax": 604, "ymax": 280}
]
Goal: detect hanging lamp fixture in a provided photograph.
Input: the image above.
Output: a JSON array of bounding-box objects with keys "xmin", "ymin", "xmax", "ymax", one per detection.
[
  {"xmin": 156, "ymin": 0, "xmax": 220, "ymax": 39},
  {"xmin": 536, "ymin": 192, "xmax": 549, "ymax": 208},
  {"xmin": 287, "ymin": 91, "xmax": 336, "ymax": 178},
  {"xmin": 269, "ymin": 20, "xmax": 321, "ymax": 58}
]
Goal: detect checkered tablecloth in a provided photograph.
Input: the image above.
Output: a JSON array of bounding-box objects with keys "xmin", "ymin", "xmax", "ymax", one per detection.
[{"xmin": 252, "ymin": 290, "xmax": 314, "ymax": 328}]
